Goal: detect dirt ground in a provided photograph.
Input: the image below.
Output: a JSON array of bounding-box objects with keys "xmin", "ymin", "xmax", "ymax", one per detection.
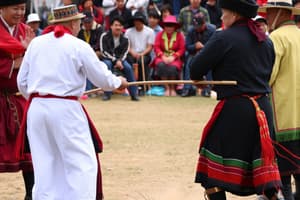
[{"xmin": 1, "ymin": 95, "xmax": 259, "ymax": 200}]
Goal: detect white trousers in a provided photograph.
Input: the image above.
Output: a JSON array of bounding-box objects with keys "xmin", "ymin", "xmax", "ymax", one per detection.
[{"xmin": 27, "ymin": 98, "xmax": 97, "ymax": 200}]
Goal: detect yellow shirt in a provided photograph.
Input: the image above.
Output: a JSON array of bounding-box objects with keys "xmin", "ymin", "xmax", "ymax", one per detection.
[{"xmin": 269, "ymin": 25, "xmax": 300, "ymax": 142}]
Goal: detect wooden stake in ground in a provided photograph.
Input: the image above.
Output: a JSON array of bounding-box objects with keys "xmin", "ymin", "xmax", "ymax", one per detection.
[{"xmin": 84, "ymin": 80, "xmax": 237, "ymax": 95}]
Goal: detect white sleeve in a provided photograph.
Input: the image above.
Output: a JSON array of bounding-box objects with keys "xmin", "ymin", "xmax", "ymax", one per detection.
[
  {"xmin": 102, "ymin": 0, "xmax": 115, "ymax": 7},
  {"xmin": 79, "ymin": 43, "xmax": 121, "ymax": 91},
  {"xmin": 135, "ymin": 0, "xmax": 148, "ymax": 8},
  {"xmin": 126, "ymin": 0, "xmax": 134, "ymax": 9},
  {"xmin": 17, "ymin": 46, "xmax": 31, "ymax": 99}
]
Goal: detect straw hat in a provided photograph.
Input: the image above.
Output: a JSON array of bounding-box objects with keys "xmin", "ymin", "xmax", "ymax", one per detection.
[
  {"xmin": 258, "ymin": 0, "xmax": 300, "ymax": 15},
  {"xmin": 26, "ymin": 13, "xmax": 41, "ymax": 24},
  {"xmin": 49, "ymin": 4, "xmax": 85, "ymax": 24},
  {"xmin": 0, "ymin": 0, "xmax": 27, "ymax": 6}
]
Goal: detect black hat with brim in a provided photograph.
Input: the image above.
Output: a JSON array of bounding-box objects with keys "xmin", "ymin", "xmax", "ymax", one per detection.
[
  {"xmin": 132, "ymin": 11, "xmax": 146, "ymax": 24},
  {"xmin": 219, "ymin": 0, "xmax": 258, "ymax": 18},
  {"xmin": 0, "ymin": 0, "xmax": 27, "ymax": 6}
]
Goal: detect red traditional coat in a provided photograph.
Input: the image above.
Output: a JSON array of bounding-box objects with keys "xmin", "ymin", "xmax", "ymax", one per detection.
[
  {"xmin": 0, "ymin": 18, "xmax": 32, "ymax": 172},
  {"xmin": 153, "ymin": 30, "xmax": 185, "ymax": 71}
]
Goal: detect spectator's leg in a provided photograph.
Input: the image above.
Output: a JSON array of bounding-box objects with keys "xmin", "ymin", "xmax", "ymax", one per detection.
[
  {"xmin": 182, "ymin": 55, "xmax": 195, "ymax": 97},
  {"xmin": 137, "ymin": 54, "xmax": 152, "ymax": 93},
  {"xmin": 86, "ymin": 79, "xmax": 94, "ymax": 91},
  {"xmin": 102, "ymin": 59, "xmax": 113, "ymax": 101},
  {"xmin": 201, "ymin": 70, "xmax": 212, "ymax": 97},
  {"xmin": 122, "ymin": 60, "xmax": 138, "ymax": 100}
]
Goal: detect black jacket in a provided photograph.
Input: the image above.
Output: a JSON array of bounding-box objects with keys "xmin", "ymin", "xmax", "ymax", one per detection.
[
  {"xmin": 100, "ymin": 30, "xmax": 129, "ymax": 62},
  {"xmin": 78, "ymin": 23, "xmax": 103, "ymax": 51},
  {"xmin": 109, "ymin": 8, "xmax": 132, "ymax": 29},
  {"xmin": 190, "ymin": 21, "xmax": 275, "ymax": 100}
]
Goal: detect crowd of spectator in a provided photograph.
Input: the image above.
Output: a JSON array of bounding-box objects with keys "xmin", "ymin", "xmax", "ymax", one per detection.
[{"xmin": 24, "ymin": 0, "xmax": 300, "ymax": 100}]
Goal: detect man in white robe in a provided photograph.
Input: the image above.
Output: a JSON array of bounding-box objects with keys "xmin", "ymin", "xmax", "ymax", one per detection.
[{"xmin": 17, "ymin": 4, "xmax": 128, "ymax": 200}]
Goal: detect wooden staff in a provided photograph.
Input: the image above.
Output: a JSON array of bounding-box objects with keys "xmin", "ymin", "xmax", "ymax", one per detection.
[
  {"xmin": 141, "ymin": 55, "xmax": 147, "ymax": 92},
  {"xmin": 84, "ymin": 80, "xmax": 237, "ymax": 95}
]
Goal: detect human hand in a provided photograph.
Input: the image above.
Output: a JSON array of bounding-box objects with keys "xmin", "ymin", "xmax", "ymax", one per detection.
[
  {"xmin": 195, "ymin": 41, "xmax": 204, "ymax": 50},
  {"xmin": 19, "ymin": 26, "xmax": 35, "ymax": 49},
  {"xmin": 162, "ymin": 55, "xmax": 169, "ymax": 63},
  {"xmin": 115, "ymin": 60, "xmax": 124, "ymax": 70},
  {"xmin": 167, "ymin": 55, "xmax": 175, "ymax": 63}
]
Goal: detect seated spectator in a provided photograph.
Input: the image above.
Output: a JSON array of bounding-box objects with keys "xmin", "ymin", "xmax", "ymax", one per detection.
[
  {"xmin": 100, "ymin": 16, "xmax": 139, "ymax": 101},
  {"xmin": 152, "ymin": 15, "xmax": 185, "ymax": 96},
  {"xmin": 126, "ymin": 0, "xmax": 149, "ymax": 16},
  {"xmin": 178, "ymin": 0, "xmax": 210, "ymax": 36},
  {"xmin": 78, "ymin": 11, "xmax": 104, "ymax": 93},
  {"xmin": 79, "ymin": 0, "xmax": 104, "ymax": 25},
  {"xmin": 253, "ymin": 15, "xmax": 268, "ymax": 34},
  {"xmin": 125, "ymin": 11, "xmax": 155, "ymax": 95},
  {"xmin": 38, "ymin": 0, "xmax": 51, "ymax": 29},
  {"xmin": 205, "ymin": 0, "xmax": 222, "ymax": 28},
  {"xmin": 164, "ymin": 0, "xmax": 190, "ymax": 16},
  {"xmin": 148, "ymin": 0, "xmax": 164, "ymax": 10},
  {"xmin": 181, "ymin": 13, "xmax": 216, "ymax": 97},
  {"xmin": 26, "ymin": 13, "xmax": 43, "ymax": 36},
  {"xmin": 109, "ymin": 0, "xmax": 132, "ymax": 29},
  {"xmin": 160, "ymin": 3, "xmax": 173, "ymax": 21},
  {"xmin": 102, "ymin": 0, "xmax": 116, "ymax": 30},
  {"xmin": 148, "ymin": 9, "xmax": 163, "ymax": 35}
]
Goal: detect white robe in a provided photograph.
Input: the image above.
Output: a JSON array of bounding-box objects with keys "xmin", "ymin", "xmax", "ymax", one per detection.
[{"xmin": 17, "ymin": 32, "xmax": 121, "ymax": 200}]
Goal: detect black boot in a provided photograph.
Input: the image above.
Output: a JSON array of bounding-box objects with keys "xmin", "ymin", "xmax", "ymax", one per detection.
[
  {"xmin": 294, "ymin": 175, "xmax": 300, "ymax": 200},
  {"xmin": 281, "ymin": 175, "xmax": 295, "ymax": 200},
  {"xmin": 205, "ymin": 187, "xmax": 226, "ymax": 200},
  {"xmin": 22, "ymin": 171, "xmax": 34, "ymax": 200}
]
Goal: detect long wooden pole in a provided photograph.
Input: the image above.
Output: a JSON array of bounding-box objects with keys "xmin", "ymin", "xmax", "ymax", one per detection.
[{"xmin": 84, "ymin": 80, "xmax": 237, "ymax": 95}]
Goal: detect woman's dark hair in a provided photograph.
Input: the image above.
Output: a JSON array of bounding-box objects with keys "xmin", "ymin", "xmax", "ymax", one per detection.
[
  {"xmin": 148, "ymin": 9, "xmax": 161, "ymax": 19},
  {"xmin": 160, "ymin": 4, "xmax": 173, "ymax": 15}
]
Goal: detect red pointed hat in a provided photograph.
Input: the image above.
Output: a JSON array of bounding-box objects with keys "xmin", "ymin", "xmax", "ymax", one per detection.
[{"xmin": 161, "ymin": 15, "xmax": 181, "ymax": 29}]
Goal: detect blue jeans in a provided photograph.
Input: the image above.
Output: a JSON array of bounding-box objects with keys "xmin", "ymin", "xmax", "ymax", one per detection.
[
  {"xmin": 183, "ymin": 55, "xmax": 212, "ymax": 94},
  {"xmin": 102, "ymin": 59, "xmax": 137, "ymax": 96},
  {"xmin": 85, "ymin": 79, "xmax": 94, "ymax": 91}
]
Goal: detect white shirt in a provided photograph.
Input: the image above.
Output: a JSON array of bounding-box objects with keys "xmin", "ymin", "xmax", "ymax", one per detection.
[
  {"xmin": 125, "ymin": 25, "xmax": 155, "ymax": 53},
  {"xmin": 17, "ymin": 32, "xmax": 121, "ymax": 99},
  {"xmin": 126, "ymin": 0, "xmax": 149, "ymax": 15}
]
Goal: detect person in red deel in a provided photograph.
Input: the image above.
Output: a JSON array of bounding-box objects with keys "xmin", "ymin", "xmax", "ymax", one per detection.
[{"xmin": 0, "ymin": 0, "xmax": 35, "ymax": 199}]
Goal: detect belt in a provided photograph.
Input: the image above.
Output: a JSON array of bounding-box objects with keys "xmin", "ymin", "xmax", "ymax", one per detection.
[{"xmin": 30, "ymin": 93, "xmax": 78, "ymax": 100}]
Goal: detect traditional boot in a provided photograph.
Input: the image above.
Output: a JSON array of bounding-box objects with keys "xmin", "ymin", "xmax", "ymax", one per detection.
[
  {"xmin": 282, "ymin": 184, "xmax": 294, "ymax": 200},
  {"xmin": 294, "ymin": 177, "xmax": 300, "ymax": 200},
  {"xmin": 22, "ymin": 171, "xmax": 34, "ymax": 200},
  {"xmin": 204, "ymin": 187, "xmax": 226, "ymax": 200}
]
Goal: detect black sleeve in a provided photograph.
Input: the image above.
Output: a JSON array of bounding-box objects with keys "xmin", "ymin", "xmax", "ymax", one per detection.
[{"xmin": 190, "ymin": 32, "xmax": 227, "ymax": 80}]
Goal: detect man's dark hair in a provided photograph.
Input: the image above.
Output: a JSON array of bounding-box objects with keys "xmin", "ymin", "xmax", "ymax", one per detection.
[{"xmin": 110, "ymin": 15, "xmax": 124, "ymax": 26}]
